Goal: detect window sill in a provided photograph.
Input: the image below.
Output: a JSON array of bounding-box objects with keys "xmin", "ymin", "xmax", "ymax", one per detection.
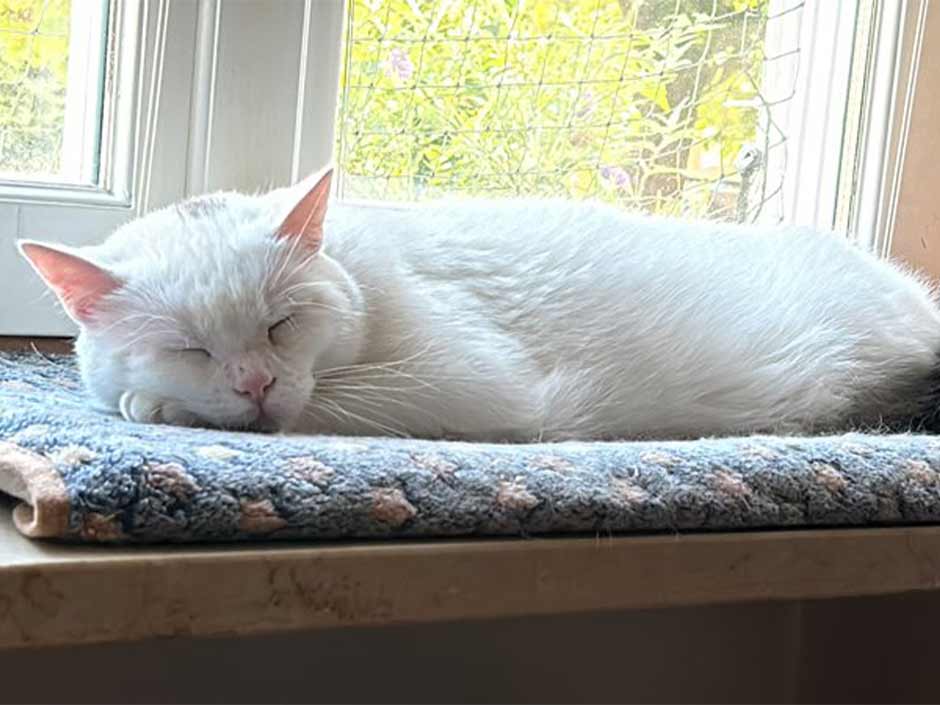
[
  {"xmin": 0, "ymin": 337, "xmax": 74, "ymax": 354},
  {"xmin": 2, "ymin": 499, "xmax": 940, "ymax": 649}
]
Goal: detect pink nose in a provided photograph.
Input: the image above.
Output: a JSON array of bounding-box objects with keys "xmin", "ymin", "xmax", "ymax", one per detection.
[{"xmin": 233, "ymin": 371, "xmax": 275, "ymax": 403}]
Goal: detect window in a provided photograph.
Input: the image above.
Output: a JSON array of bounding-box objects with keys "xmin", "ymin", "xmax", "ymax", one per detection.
[
  {"xmin": 0, "ymin": 0, "xmax": 108, "ymax": 186},
  {"xmin": 334, "ymin": 0, "xmax": 859, "ymax": 231},
  {"xmin": 0, "ymin": 0, "xmax": 932, "ymax": 336},
  {"xmin": 1, "ymin": 0, "xmax": 199, "ymax": 335}
]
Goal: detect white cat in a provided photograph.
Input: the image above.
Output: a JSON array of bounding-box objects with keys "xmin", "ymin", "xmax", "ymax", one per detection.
[{"xmin": 17, "ymin": 167, "xmax": 940, "ymax": 441}]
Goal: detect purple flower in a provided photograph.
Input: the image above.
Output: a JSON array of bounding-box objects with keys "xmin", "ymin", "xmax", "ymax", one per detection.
[
  {"xmin": 386, "ymin": 48, "xmax": 414, "ymax": 82},
  {"xmin": 575, "ymin": 90, "xmax": 596, "ymax": 119},
  {"xmin": 600, "ymin": 165, "xmax": 631, "ymax": 190}
]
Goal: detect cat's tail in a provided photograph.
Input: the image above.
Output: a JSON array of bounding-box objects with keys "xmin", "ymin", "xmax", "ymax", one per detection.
[{"xmin": 908, "ymin": 359, "xmax": 940, "ymax": 433}]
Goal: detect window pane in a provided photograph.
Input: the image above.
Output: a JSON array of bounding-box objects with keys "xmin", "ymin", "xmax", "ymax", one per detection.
[
  {"xmin": 0, "ymin": 0, "xmax": 108, "ymax": 185},
  {"xmin": 335, "ymin": 0, "xmax": 855, "ymax": 227}
]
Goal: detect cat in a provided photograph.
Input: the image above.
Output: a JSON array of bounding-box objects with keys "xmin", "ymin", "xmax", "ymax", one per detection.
[{"xmin": 17, "ymin": 166, "xmax": 940, "ymax": 441}]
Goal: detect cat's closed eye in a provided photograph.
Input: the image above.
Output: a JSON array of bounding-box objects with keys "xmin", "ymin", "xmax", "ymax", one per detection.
[
  {"xmin": 179, "ymin": 347, "xmax": 212, "ymax": 359},
  {"xmin": 267, "ymin": 316, "xmax": 293, "ymax": 344}
]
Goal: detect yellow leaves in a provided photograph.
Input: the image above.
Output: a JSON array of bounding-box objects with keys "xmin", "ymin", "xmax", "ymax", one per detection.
[
  {"xmin": 337, "ymin": 0, "xmax": 772, "ymax": 221},
  {"xmin": 731, "ymin": 0, "xmax": 765, "ymax": 10},
  {"xmin": 531, "ymin": 3, "xmax": 555, "ymax": 34},
  {"xmin": 567, "ymin": 168, "xmax": 595, "ymax": 199},
  {"xmin": 0, "ymin": 0, "xmax": 72, "ymax": 174}
]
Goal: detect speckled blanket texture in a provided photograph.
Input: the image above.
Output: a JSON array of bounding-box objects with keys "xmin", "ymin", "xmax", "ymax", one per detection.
[{"xmin": 2, "ymin": 352, "xmax": 940, "ymax": 543}]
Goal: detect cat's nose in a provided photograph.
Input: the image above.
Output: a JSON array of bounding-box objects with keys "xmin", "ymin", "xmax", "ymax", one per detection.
[{"xmin": 233, "ymin": 371, "xmax": 275, "ymax": 403}]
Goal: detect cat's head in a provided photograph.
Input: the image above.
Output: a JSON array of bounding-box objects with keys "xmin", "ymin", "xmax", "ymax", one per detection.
[{"xmin": 18, "ymin": 168, "xmax": 365, "ymax": 432}]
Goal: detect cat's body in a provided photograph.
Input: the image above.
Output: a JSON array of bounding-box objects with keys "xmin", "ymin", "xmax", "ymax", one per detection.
[
  {"xmin": 18, "ymin": 169, "xmax": 940, "ymax": 441},
  {"xmin": 319, "ymin": 199, "xmax": 940, "ymax": 440}
]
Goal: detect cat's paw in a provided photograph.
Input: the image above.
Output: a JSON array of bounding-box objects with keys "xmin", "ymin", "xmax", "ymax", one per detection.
[
  {"xmin": 119, "ymin": 390, "xmax": 163, "ymax": 424},
  {"xmin": 118, "ymin": 391, "xmax": 199, "ymax": 427}
]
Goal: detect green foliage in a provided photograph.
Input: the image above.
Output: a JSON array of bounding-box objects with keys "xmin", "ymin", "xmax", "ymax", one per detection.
[
  {"xmin": 336, "ymin": 0, "xmax": 770, "ymax": 221},
  {"xmin": 0, "ymin": 0, "xmax": 70, "ymax": 178}
]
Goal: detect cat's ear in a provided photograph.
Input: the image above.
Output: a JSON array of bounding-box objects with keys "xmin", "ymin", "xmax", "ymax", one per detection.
[
  {"xmin": 17, "ymin": 240, "xmax": 123, "ymax": 325},
  {"xmin": 276, "ymin": 167, "xmax": 333, "ymax": 253}
]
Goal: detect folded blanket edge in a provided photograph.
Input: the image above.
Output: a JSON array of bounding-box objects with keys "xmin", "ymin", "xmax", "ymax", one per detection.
[{"xmin": 0, "ymin": 441, "xmax": 70, "ymax": 538}]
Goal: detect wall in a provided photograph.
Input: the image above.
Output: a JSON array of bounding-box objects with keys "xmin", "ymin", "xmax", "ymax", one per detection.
[{"xmin": 890, "ymin": 4, "xmax": 940, "ymax": 280}]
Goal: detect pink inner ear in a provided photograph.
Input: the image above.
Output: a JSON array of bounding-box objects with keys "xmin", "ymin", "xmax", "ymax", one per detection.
[
  {"xmin": 19, "ymin": 242, "xmax": 122, "ymax": 324},
  {"xmin": 276, "ymin": 168, "xmax": 333, "ymax": 252}
]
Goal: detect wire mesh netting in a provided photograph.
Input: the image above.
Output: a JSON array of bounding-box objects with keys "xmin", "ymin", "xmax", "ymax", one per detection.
[
  {"xmin": 336, "ymin": 0, "xmax": 804, "ymax": 223},
  {"xmin": 0, "ymin": 0, "xmax": 71, "ymax": 179}
]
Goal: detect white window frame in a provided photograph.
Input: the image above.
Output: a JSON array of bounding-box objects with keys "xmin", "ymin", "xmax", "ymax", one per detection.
[
  {"xmin": 1, "ymin": 0, "xmax": 195, "ymax": 335},
  {"xmin": 759, "ymin": 0, "xmax": 930, "ymax": 254},
  {"xmin": 758, "ymin": 0, "xmax": 861, "ymax": 231},
  {"xmin": 1, "ymin": 0, "xmax": 344, "ymax": 336},
  {"xmin": 849, "ymin": 0, "xmax": 931, "ymax": 261},
  {"xmin": 0, "ymin": 0, "xmax": 140, "ymax": 207},
  {"xmin": 41, "ymin": 0, "xmax": 107, "ymax": 186},
  {"xmin": 0, "ymin": 0, "xmax": 931, "ymax": 336}
]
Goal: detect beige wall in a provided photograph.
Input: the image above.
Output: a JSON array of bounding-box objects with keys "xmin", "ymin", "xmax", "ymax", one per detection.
[{"xmin": 891, "ymin": 4, "xmax": 940, "ymax": 281}]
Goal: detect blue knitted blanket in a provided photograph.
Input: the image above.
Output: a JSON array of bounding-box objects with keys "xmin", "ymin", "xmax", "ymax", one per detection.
[{"xmin": 1, "ymin": 352, "xmax": 939, "ymax": 542}]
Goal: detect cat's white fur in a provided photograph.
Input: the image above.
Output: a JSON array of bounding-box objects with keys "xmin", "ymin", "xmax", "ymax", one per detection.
[{"xmin": 18, "ymin": 169, "xmax": 940, "ymax": 441}]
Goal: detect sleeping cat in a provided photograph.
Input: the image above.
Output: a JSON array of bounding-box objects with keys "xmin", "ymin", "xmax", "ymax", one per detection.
[{"xmin": 17, "ymin": 166, "xmax": 940, "ymax": 441}]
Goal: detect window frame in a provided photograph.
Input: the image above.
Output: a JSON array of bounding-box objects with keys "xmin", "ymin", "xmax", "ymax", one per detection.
[
  {"xmin": 763, "ymin": 0, "xmax": 861, "ymax": 231},
  {"xmin": 0, "ymin": 0, "xmax": 155, "ymax": 208},
  {"xmin": 184, "ymin": 0, "xmax": 345, "ymax": 194},
  {"xmin": 1, "ymin": 0, "xmax": 344, "ymax": 336},
  {"xmin": 853, "ymin": 0, "xmax": 934, "ymax": 270},
  {"xmin": 0, "ymin": 0, "xmax": 199, "ymax": 335}
]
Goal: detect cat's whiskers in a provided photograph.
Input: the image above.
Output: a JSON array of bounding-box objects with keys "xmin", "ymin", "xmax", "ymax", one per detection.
[
  {"xmin": 303, "ymin": 396, "xmax": 347, "ymax": 430},
  {"xmin": 320, "ymin": 379, "xmax": 435, "ymax": 407},
  {"xmin": 98, "ymin": 312, "xmax": 179, "ymax": 344},
  {"xmin": 319, "ymin": 365, "xmax": 482, "ymax": 393},
  {"xmin": 110, "ymin": 334, "xmax": 170, "ymax": 356},
  {"xmin": 109, "ymin": 323, "xmax": 182, "ymax": 355},
  {"xmin": 323, "ymin": 388, "xmax": 409, "ymax": 418},
  {"xmin": 318, "ymin": 380, "xmax": 433, "ymax": 394},
  {"xmin": 322, "ymin": 369, "xmax": 444, "ymax": 394},
  {"xmin": 314, "ymin": 343, "xmax": 437, "ymax": 377},
  {"xmin": 278, "ymin": 279, "xmax": 334, "ymax": 297},
  {"xmin": 323, "ymin": 388, "xmax": 442, "ymax": 429},
  {"xmin": 271, "ymin": 241, "xmax": 319, "ymax": 292},
  {"xmin": 317, "ymin": 363, "xmax": 439, "ymax": 388},
  {"xmin": 303, "ymin": 395, "xmax": 409, "ymax": 438},
  {"xmin": 100, "ymin": 311, "xmax": 177, "ymax": 332},
  {"xmin": 267, "ymin": 233, "xmax": 307, "ymax": 293},
  {"xmin": 285, "ymin": 298, "xmax": 367, "ymax": 317}
]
